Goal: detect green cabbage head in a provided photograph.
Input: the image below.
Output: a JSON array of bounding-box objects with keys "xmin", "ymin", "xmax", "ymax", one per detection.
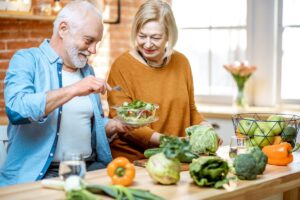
[
  {"xmin": 146, "ymin": 152, "xmax": 180, "ymax": 185},
  {"xmin": 186, "ymin": 125, "xmax": 219, "ymax": 155}
]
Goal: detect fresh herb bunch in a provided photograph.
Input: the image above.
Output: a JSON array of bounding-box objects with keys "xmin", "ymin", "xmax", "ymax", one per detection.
[{"xmin": 160, "ymin": 136, "xmax": 198, "ymax": 162}]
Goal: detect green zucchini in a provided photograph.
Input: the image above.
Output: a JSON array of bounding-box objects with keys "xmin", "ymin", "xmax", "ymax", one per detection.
[{"xmin": 144, "ymin": 148, "xmax": 163, "ymax": 158}]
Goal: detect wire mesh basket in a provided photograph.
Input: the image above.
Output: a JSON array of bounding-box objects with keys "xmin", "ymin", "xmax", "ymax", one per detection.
[{"xmin": 232, "ymin": 113, "xmax": 300, "ymax": 148}]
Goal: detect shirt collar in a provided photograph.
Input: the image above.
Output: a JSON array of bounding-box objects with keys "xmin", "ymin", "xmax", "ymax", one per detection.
[{"xmin": 39, "ymin": 39, "xmax": 63, "ymax": 64}]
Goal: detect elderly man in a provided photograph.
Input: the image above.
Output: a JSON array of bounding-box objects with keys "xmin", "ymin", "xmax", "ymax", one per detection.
[{"xmin": 0, "ymin": 1, "xmax": 129, "ymax": 186}]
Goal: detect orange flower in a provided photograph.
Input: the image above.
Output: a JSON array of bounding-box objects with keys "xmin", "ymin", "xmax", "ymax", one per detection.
[
  {"xmin": 224, "ymin": 61, "xmax": 256, "ymax": 77},
  {"xmin": 239, "ymin": 65, "xmax": 256, "ymax": 76}
]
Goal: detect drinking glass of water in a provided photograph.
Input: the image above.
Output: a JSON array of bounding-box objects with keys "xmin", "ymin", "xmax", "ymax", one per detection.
[
  {"xmin": 229, "ymin": 135, "xmax": 248, "ymax": 159},
  {"xmin": 59, "ymin": 152, "xmax": 86, "ymax": 180}
]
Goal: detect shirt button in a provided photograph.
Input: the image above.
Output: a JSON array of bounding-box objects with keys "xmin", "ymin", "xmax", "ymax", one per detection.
[
  {"xmin": 57, "ymin": 132, "xmax": 59, "ymax": 136},
  {"xmin": 59, "ymin": 71, "xmax": 61, "ymax": 74},
  {"xmin": 50, "ymin": 153, "xmax": 53, "ymax": 157},
  {"xmin": 39, "ymin": 172, "xmax": 43, "ymax": 176},
  {"xmin": 59, "ymin": 111, "xmax": 62, "ymax": 114}
]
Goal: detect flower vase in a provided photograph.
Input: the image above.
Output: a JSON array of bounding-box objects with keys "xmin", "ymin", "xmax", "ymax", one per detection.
[{"xmin": 233, "ymin": 84, "xmax": 247, "ymax": 108}]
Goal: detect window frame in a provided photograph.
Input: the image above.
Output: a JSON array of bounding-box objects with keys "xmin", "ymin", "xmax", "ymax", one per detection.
[{"xmin": 276, "ymin": 0, "xmax": 300, "ymax": 105}]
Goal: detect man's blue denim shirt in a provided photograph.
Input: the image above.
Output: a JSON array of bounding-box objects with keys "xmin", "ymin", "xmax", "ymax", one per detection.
[{"xmin": 0, "ymin": 39, "xmax": 112, "ymax": 186}]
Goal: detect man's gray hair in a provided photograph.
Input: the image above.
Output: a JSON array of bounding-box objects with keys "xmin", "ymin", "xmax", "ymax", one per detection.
[{"xmin": 53, "ymin": 0, "xmax": 102, "ymax": 35}]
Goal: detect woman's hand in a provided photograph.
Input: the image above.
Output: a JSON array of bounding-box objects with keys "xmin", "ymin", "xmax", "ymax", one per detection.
[
  {"xmin": 149, "ymin": 132, "xmax": 163, "ymax": 147},
  {"xmin": 217, "ymin": 137, "xmax": 223, "ymax": 146},
  {"xmin": 199, "ymin": 120, "xmax": 213, "ymax": 128}
]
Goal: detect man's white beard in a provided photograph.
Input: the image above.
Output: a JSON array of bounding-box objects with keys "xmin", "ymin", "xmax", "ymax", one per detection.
[{"xmin": 66, "ymin": 40, "xmax": 90, "ymax": 69}]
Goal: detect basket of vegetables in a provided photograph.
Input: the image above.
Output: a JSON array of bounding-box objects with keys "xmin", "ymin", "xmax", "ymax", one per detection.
[{"xmin": 232, "ymin": 113, "xmax": 300, "ymax": 148}]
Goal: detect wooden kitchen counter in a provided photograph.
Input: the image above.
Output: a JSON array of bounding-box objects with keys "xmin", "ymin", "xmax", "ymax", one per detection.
[{"xmin": 1, "ymin": 147, "xmax": 300, "ymax": 200}]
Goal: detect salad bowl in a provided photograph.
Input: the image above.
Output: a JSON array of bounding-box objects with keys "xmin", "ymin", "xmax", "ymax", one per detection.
[{"xmin": 113, "ymin": 100, "xmax": 159, "ymax": 127}]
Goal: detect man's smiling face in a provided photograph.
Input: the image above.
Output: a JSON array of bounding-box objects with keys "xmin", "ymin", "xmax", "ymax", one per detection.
[{"xmin": 63, "ymin": 12, "xmax": 103, "ymax": 69}]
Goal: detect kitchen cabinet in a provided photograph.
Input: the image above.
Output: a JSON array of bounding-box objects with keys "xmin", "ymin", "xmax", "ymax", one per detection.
[{"xmin": 207, "ymin": 118, "xmax": 234, "ymax": 146}]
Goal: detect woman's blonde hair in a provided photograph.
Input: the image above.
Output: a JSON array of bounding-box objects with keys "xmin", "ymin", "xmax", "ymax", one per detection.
[{"xmin": 131, "ymin": 0, "xmax": 178, "ymax": 58}]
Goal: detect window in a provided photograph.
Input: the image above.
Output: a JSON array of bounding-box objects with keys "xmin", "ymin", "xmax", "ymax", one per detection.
[
  {"xmin": 172, "ymin": 0, "xmax": 300, "ymax": 106},
  {"xmin": 172, "ymin": 0, "xmax": 247, "ymax": 104},
  {"xmin": 280, "ymin": 0, "xmax": 300, "ymax": 102}
]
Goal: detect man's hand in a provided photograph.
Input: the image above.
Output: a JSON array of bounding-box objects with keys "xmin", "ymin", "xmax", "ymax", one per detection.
[
  {"xmin": 105, "ymin": 119, "xmax": 133, "ymax": 138},
  {"xmin": 70, "ymin": 75, "xmax": 112, "ymax": 96}
]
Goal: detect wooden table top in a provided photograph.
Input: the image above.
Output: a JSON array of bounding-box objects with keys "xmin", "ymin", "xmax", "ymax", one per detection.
[{"xmin": 1, "ymin": 147, "xmax": 300, "ymax": 200}]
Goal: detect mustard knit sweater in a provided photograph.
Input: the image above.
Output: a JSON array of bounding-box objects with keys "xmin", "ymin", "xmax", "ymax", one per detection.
[{"xmin": 107, "ymin": 51, "xmax": 204, "ymax": 161}]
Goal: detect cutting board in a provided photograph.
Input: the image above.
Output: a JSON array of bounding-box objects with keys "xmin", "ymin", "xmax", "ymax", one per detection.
[{"xmin": 133, "ymin": 159, "xmax": 190, "ymax": 171}]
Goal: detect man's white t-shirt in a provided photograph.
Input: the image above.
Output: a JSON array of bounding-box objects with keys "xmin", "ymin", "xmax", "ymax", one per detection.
[{"xmin": 53, "ymin": 69, "xmax": 94, "ymax": 161}]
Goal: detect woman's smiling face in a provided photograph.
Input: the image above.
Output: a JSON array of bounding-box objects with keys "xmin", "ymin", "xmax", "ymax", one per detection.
[{"xmin": 136, "ymin": 21, "xmax": 168, "ymax": 62}]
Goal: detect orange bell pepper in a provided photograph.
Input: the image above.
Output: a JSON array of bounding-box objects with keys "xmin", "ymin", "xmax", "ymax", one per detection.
[
  {"xmin": 107, "ymin": 157, "xmax": 136, "ymax": 186},
  {"xmin": 262, "ymin": 142, "xmax": 300, "ymax": 166}
]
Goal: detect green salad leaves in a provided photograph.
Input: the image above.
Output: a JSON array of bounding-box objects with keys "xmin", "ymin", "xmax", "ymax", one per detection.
[{"xmin": 116, "ymin": 100, "xmax": 157, "ymax": 124}]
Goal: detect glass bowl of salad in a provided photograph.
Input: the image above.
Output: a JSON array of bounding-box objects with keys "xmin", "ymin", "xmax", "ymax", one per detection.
[{"xmin": 113, "ymin": 100, "xmax": 159, "ymax": 127}]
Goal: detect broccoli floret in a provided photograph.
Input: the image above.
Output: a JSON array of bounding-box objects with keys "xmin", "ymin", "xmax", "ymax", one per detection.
[
  {"xmin": 233, "ymin": 153, "xmax": 257, "ymax": 180},
  {"xmin": 247, "ymin": 146, "xmax": 268, "ymax": 174}
]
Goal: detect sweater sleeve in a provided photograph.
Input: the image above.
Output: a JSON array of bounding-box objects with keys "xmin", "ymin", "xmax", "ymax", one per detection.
[
  {"xmin": 107, "ymin": 55, "xmax": 155, "ymax": 148},
  {"xmin": 184, "ymin": 57, "xmax": 205, "ymax": 125}
]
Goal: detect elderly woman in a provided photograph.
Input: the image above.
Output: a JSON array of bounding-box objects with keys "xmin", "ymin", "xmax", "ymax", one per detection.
[{"xmin": 107, "ymin": 0, "xmax": 211, "ymax": 161}]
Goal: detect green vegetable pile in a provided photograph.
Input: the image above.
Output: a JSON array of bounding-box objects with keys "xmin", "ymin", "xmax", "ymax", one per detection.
[
  {"xmin": 189, "ymin": 156, "xmax": 229, "ymax": 189},
  {"xmin": 232, "ymin": 147, "xmax": 267, "ymax": 180},
  {"xmin": 185, "ymin": 125, "xmax": 219, "ymax": 155}
]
